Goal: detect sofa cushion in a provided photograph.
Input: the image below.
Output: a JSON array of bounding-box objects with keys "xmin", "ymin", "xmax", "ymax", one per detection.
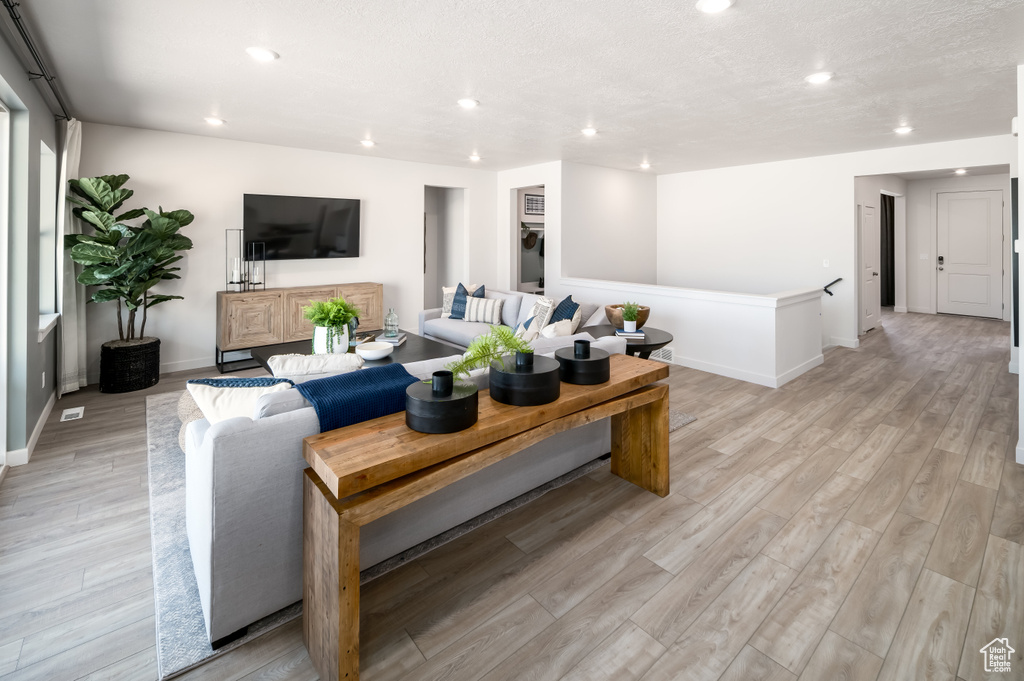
[
  {"xmin": 540, "ymin": 319, "xmax": 574, "ymax": 338},
  {"xmin": 266, "ymin": 352, "xmax": 363, "ymax": 378},
  {"xmin": 423, "ymin": 317, "xmax": 496, "ymax": 347},
  {"xmin": 485, "ymin": 290, "xmax": 523, "ymax": 327},
  {"xmin": 515, "ymin": 293, "xmax": 541, "ymax": 328},
  {"xmin": 579, "ymin": 302, "xmax": 602, "ymax": 327},
  {"xmin": 253, "ymin": 388, "xmax": 311, "ymax": 419},
  {"xmin": 464, "ymin": 296, "xmax": 503, "ymax": 324},
  {"xmin": 442, "ymin": 283, "xmax": 482, "ymax": 319},
  {"xmin": 187, "ymin": 377, "xmax": 295, "ymax": 425},
  {"xmin": 549, "ymin": 295, "xmax": 583, "ymax": 332}
]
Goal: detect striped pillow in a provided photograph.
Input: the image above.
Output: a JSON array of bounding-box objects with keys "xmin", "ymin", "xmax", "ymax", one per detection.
[{"xmin": 464, "ymin": 296, "xmax": 504, "ymax": 324}]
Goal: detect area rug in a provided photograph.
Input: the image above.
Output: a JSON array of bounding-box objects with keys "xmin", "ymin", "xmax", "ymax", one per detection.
[{"xmin": 146, "ymin": 392, "xmax": 696, "ymax": 679}]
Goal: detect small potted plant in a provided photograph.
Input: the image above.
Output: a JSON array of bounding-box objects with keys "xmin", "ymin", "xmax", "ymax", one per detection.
[
  {"xmin": 621, "ymin": 302, "xmax": 640, "ymax": 332},
  {"xmin": 303, "ymin": 297, "xmax": 361, "ymax": 354},
  {"xmin": 444, "ymin": 325, "xmax": 535, "ymax": 378}
]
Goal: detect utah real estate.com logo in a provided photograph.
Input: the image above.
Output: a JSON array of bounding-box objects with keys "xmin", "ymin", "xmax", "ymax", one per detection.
[{"xmin": 980, "ymin": 638, "xmax": 1015, "ymax": 673}]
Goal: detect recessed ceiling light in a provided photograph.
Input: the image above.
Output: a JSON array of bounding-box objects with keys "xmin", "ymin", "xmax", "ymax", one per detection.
[
  {"xmin": 695, "ymin": 0, "xmax": 735, "ymax": 13},
  {"xmin": 894, "ymin": 126, "xmax": 914, "ymax": 135},
  {"xmin": 246, "ymin": 47, "xmax": 280, "ymax": 62},
  {"xmin": 469, "ymin": 154, "xmax": 481, "ymax": 162},
  {"xmin": 204, "ymin": 116, "xmax": 225, "ymax": 126},
  {"xmin": 955, "ymin": 168, "xmax": 967, "ymax": 175},
  {"xmin": 805, "ymin": 71, "xmax": 834, "ymax": 85},
  {"xmin": 640, "ymin": 162, "xmax": 650, "ymax": 170},
  {"xmin": 581, "ymin": 127, "xmax": 597, "ymax": 137},
  {"xmin": 458, "ymin": 98, "xmax": 479, "ymax": 109},
  {"xmin": 361, "ymin": 139, "xmax": 375, "ymax": 147}
]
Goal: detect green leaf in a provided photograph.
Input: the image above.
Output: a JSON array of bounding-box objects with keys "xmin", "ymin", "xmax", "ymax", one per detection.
[
  {"xmin": 92, "ymin": 262, "xmax": 133, "ymax": 280},
  {"xmin": 63, "ymin": 234, "xmax": 84, "ymax": 249},
  {"xmin": 81, "ymin": 210, "xmax": 115, "ymax": 232},
  {"xmin": 115, "ymin": 207, "xmax": 146, "ymax": 221},
  {"xmin": 90, "ymin": 288, "xmax": 122, "ymax": 303},
  {"xmin": 70, "ymin": 242, "xmax": 118, "ymax": 265},
  {"xmin": 78, "ymin": 268, "xmax": 109, "ymax": 286},
  {"xmin": 75, "ymin": 177, "xmax": 115, "ymax": 211},
  {"xmin": 162, "ymin": 234, "xmax": 193, "ymax": 251},
  {"xmin": 99, "ymin": 174, "xmax": 130, "ymax": 191},
  {"xmin": 145, "ymin": 294, "xmax": 184, "ymax": 308},
  {"xmin": 162, "ymin": 209, "xmax": 194, "ymax": 227},
  {"xmin": 126, "ymin": 231, "xmax": 162, "ymax": 257}
]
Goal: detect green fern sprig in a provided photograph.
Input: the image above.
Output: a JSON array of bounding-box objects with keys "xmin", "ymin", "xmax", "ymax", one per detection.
[{"xmin": 445, "ymin": 325, "xmax": 534, "ymax": 379}]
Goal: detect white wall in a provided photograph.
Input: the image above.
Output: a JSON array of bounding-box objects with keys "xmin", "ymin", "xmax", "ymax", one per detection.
[
  {"xmin": 905, "ymin": 172, "xmax": 1011, "ymax": 318},
  {"xmin": 657, "ymin": 135, "xmax": 1015, "ymax": 348},
  {"xmin": 79, "ymin": 123, "xmax": 496, "ymax": 378},
  {"xmin": 561, "ymin": 162, "xmax": 657, "ymax": 285}
]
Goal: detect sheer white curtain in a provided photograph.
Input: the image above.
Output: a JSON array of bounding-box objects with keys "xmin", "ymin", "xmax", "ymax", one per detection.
[{"xmin": 56, "ymin": 118, "xmax": 85, "ymax": 395}]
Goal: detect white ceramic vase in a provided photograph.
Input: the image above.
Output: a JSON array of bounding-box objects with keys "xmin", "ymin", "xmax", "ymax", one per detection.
[
  {"xmin": 623, "ymin": 320, "xmax": 637, "ymax": 332},
  {"xmin": 312, "ymin": 325, "xmax": 349, "ymax": 354}
]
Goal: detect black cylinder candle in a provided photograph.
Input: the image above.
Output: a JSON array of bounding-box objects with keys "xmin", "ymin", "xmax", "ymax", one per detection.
[
  {"xmin": 516, "ymin": 351, "xmax": 534, "ymax": 369},
  {"xmin": 431, "ymin": 370, "xmax": 453, "ymax": 398},
  {"xmin": 574, "ymin": 340, "xmax": 591, "ymax": 359}
]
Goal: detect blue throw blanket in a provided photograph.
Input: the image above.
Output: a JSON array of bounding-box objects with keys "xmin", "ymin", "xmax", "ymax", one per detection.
[{"xmin": 295, "ymin": 364, "xmax": 418, "ymax": 432}]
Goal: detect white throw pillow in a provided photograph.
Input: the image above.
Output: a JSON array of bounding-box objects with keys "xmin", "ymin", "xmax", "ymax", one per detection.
[
  {"xmin": 186, "ymin": 378, "xmax": 294, "ymax": 424},
  {"xmin": 539, "ymin": 319, "xmax": 573, "ymax": 338},
  {"xmin": 523, "ymin": 296, "xmax": 556, "ymax": 332},
  {"xmin": 464, "ymin": 296, "xmax": 504, "ymax": 324},
  {"xmin": 266, "ymin": 352, "xmax": 364, "ymax": 377}
]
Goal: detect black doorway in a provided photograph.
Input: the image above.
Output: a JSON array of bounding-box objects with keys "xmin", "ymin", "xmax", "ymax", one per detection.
[{"xmin": 880, "ymin": 194, "xmax": 895, "ymax": 307}]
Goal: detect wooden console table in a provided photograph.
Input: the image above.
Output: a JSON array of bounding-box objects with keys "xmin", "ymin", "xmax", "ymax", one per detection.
[{"xmin": 301, "ymin": 353, "xmax": 669, "ymax": 681}]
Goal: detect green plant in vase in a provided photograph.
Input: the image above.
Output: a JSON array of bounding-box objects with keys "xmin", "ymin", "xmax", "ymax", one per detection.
[
  {"xmin": 303, "ymin": 297, "xmax": 361, "ymax": 354},
  {"xmin": 621, "ymin": 301, "xmax": 640, "ymax": 332},
  {"xmin": 444, "ymin": 326, "xmax": 534, "ymax": 379}
]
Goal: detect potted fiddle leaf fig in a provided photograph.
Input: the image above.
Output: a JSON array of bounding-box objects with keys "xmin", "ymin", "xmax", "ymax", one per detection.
[{"xmin": 66, "ymin": 174, "xmax": 194, "ymax": 393}]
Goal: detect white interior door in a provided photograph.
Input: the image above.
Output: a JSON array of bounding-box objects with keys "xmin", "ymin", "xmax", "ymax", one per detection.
[
  {"xmin": 859, "ymin": 204, "xmax": 880, "ymax": 333},
  {"xmin": 937, "ymin": 191, "xmax": 1002, "ymax": 318}
]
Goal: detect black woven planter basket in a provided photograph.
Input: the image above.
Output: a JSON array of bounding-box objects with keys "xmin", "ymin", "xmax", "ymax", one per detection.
[{"xmin": 99, "ymin": 338, "xmax": 161, "ymax": 393}]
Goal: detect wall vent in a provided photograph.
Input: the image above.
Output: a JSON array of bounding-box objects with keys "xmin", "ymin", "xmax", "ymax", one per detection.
[{"xmin": 649, "ymin": 346, "xmax": 674, "ymax": 364}]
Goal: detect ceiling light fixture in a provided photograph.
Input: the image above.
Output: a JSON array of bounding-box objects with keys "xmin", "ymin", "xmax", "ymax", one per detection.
[
  {"xmin": 955, "ymin": 168, "xmax": 967, "ymax": 175},
  {"xmin": 458, "ymin": 98, "xmax": 479, "ymax": 109},
  {"xmin": 581, "ymin": 127, "xmax": 597, "ymax": 137},
  {"xmin": 204, "ymin": 116, "xmax": 225, "ymax": 126},
  {"xmin": 361, "ymin": 139, "xmax": 375, "ymax": 147},
  {"xmin": 894, "ymin": 126, "xmax": 914, "ymax": 135},
  {"xmin": 695, "ymin": 0, "xmax": 735, "ymax": 14},
  {"xmin": 469, "ymin": 154, "xmax": 481, "ymax": 162},
  {"xmin": 245, "ymin": 47, "xmax": 280, "ymax": 62},
  {"xmin": 640, "ymin": 162, "xmax": 651, "ymax": 169},
  {"xmin": 805, "ymin": 71, "xmax": 833, "ymax": 85}
]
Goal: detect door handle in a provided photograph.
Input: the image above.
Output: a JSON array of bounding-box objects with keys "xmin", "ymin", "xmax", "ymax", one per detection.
[
  {"xmin": 872, "ymin": 272, "xmax": 878, "ymax": 276},
  {"xmin": 938, "ymin": 266, "xmax": 944, "ymax": 271}
]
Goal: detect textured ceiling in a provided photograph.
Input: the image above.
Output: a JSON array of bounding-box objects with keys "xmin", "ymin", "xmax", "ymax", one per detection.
[{"xmin": 25, "ymin": 0, "xmax": 1024, "ymax": 173}]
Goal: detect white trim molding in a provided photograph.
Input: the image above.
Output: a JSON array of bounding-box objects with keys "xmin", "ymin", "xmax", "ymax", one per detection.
[{"xmin": 5, "ymin": 391, "xmax": 55, "ymax": 466}]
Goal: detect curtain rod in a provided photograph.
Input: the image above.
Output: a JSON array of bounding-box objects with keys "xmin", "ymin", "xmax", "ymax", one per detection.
[{"xmin": 1, "ymin": 0, "xmax": 71, "ymax": 120}]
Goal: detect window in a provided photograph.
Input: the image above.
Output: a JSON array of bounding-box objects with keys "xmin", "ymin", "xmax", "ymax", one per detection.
[{"xmin": 38, "ymin": 141, "xmax": 56, "ymax": 314}]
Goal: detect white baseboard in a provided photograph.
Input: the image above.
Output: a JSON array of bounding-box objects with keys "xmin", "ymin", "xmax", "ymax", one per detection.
[
  {"xmin": 829, "ymin": 337, "xmax": 860, "ymax": 349},
  {"xmin": 1010, "ymin": 347, "xmax": 1019, "ymax": 375},
  {"xmin": 894, "ymin": 306, "xmax": 908, "ymax": 313},
  {"xmin": 1017, "ymin": 441, "xmax": 1024, "ymax": 465},
  {"xmin": 907, "ymin": 305, "xmax": 933, "ymax": 314},
  {"xmin": 6, "ymin": 390, "xmax": 56, "ymax": 467},
  {"xmin": 775, "ymin": 354, "xmax": 825, "ymax": 387}
]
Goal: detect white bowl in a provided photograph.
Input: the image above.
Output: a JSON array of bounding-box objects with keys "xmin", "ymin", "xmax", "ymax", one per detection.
[{"xmin": 355, "ymin": 341, "xmax": 394, "ymax": 361}]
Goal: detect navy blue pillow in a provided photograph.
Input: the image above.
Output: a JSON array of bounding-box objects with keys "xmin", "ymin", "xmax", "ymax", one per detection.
[
  {"xmin": 450, "ymin": 283, "xmax": 485, "ymax": 320},
  {"xmin": 549, "ymin": 295, "xmax": 580, "ymax": 326}
]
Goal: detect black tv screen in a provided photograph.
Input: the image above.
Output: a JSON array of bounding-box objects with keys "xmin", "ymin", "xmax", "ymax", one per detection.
[{"xmin": 243, "ymin": 193, "xmax": 360, "ymax": 260}]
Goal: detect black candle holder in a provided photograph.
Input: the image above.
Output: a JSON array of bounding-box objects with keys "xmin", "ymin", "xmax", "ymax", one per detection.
[
  {"xmin": 489, "ymin": 352, "xmax": 561, "ymax": 406},
  {"xmin": 555, "ymin": 343, "xmax": 610, "ymax": 385},
  {"xmin": 406, "ymin": 371, "xmax": 478, "ymax": 433}
]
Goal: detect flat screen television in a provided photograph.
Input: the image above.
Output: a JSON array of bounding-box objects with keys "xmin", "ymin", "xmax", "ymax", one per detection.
[{"xmin": 243, "ymin": 193, "xmax": 360, "ymax": 260}]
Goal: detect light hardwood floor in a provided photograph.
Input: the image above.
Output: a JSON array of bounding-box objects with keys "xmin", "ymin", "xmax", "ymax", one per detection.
[{"xmin": 1, "ymin": 310, "xmax": 1022, "ymax": 680}]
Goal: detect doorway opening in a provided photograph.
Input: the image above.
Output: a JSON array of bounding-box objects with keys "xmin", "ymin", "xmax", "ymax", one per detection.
[
  {"xmin": 513, "ymin": 185, "xmax": 544, "ymax": 295},
  {"xmin": 423, "ymin": 186, "xmax": 465, "ymax": 308},
  {"xmin": 880, "ymin": 193, "xmax": 895, "ymax": 309}
]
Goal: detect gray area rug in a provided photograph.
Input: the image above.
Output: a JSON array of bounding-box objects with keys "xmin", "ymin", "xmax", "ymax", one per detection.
[
  {"xmin": 146, "ymin": 392, "xmax": 302, "ymax": 680},
  {"xmin": 145, "ymin": 392, "xmax": 697, "ymax": 678}
]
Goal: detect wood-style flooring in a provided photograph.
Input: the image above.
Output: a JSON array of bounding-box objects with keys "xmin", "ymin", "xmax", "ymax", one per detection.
[{"xmin": 1, "ymin": 310, "xmax": 1022, "ymax": 680}]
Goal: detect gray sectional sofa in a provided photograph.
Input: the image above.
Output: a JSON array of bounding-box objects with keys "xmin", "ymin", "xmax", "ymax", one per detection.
[
  {"xmin": 184, "ymin": 332, "xmax": 627, "ymax": 645},
  {"xmin": 418, "ymin": 288, "xmax": 605, "ymax": 349}
]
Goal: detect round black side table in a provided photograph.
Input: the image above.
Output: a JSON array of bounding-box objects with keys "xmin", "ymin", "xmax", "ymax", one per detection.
[{"xmin": 585, "ymin": 324, "xmax": 674, "ymax": 359}]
